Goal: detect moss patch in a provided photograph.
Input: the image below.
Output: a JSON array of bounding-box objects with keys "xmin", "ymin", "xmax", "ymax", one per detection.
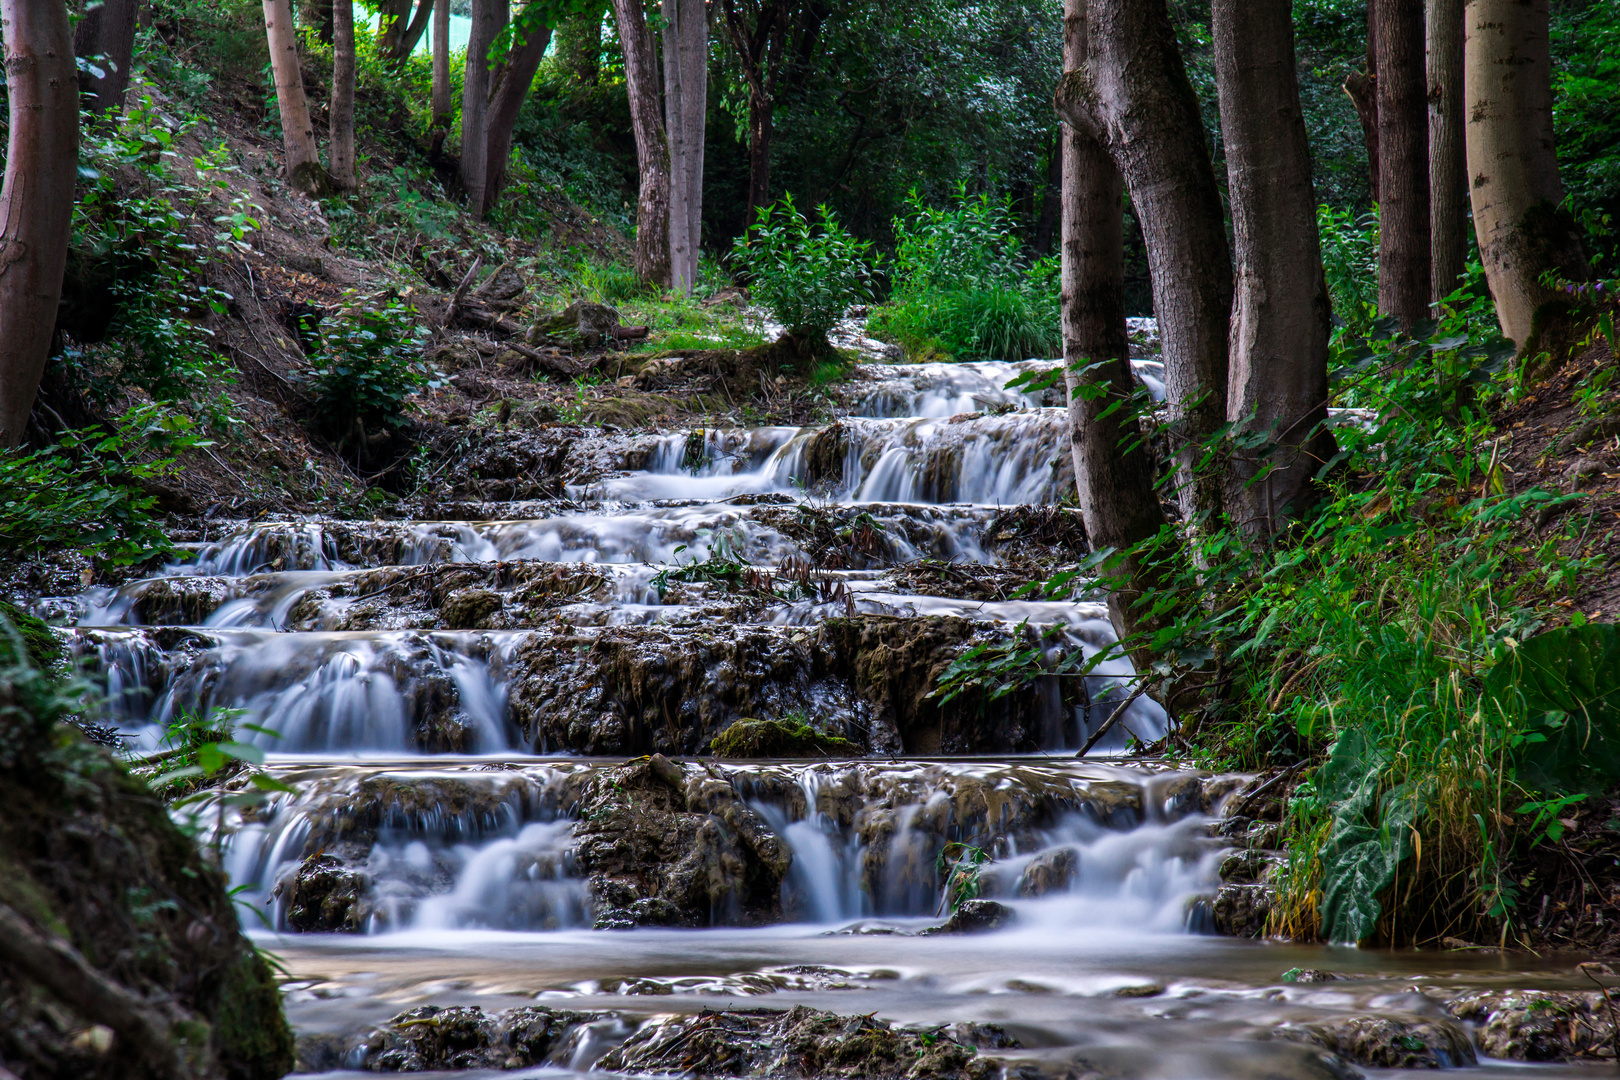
[{"xmin": 710, "ymin": 718, "xmax": 860, "ymax": 759}]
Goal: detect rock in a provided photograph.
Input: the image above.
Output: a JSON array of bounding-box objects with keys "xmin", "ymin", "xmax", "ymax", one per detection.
[
  {"xmin": 1211, "ymin": 883, "xmax": 1274, "ymax": 937},
  {"xmin": 596, "ymin": 1004, "xmax": 1000, "ymax": 1080},
  {"xmin": 1017, "ymin": 848, "xmax": 1078, "ymax": 897},
  {"xmin": 711, "ymin": 717, "xmax": 862, "ymax": 758},
  {"xmin": 351, "ymin": 1004, "xmax": 598, "ymax": 1071},
  {"xmin": 574, "ymin": 758, "xmax": 793, "ymax": 927},
  {"xmin": 1218, "ymin": 849, "xmax": 1279, "ymax": 885},
  {"xmin": 474, "ymin": 261, "xmax": 527, "ymax": 303},
  {"xmin": 927, "ymin": 899, "xmax": 1013, "ymax": 934},
  {"xmin": 1446, "ymin": 990, "xmax": 1615, "ymax": 1061},
  {"xmin": 277, "ymin": 852, "xmax": 367, "ymax": 932},
  {"xmin": 1564, "ymin": 454, "xmax": 1610, "ymax": 492},
  {"xmin": 440, "ymin": 587, "xmax": 502, "ymax": 629},
  {"xmin": 1281, "ymin": 1014, "xmax": 1477, "ymax": 1069}
]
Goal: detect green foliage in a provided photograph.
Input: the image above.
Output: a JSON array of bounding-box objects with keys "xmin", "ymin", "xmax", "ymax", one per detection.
[
  {"xmin": 1552, "ymin": 1, "xmax": 1620, "ymax": 269},
  {"xmin": 149, "ymin": 707, "xmax": 296, "ymax": 857},
  {"xmin": 872, "ymin": 188, "xmax": 1059, "ymax": 362},
  {"xmin": 301, "ymin": 293, "xmax": 438, "ymax": 448},
  {"xmin": 1486, "ymin": 623, "xmax": 1620, "ymax": 791},
  {"xmin": 577, "ymin": 258, "xmax": 645, "ymax": 304},
  {"xmin": 733, "ymin": 195, "xmax": 875, "ymax": 342},
  {"xmin": 0, "ymin": 407, "xmax": 205, "ymax": 566},
  {"xmin": 1317, "ymin": 204, "xmax": 1379, "ymax": 338},
  {"xmin": 935, "ymin": 842, "xmax": 991, "ymax": 913},
  {"xmin": 67, "ymin": 99, "xmax": 248, "ymax": 425}
]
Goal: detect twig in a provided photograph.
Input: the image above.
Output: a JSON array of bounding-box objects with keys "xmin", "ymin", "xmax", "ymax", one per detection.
[
  {"xmin": 445, "ymin": 255, "xmax": 483, "ymax": 329},
  {"xmin": 1577, "ymin": 962, "xmax": 1620, "ymax": 1067},
  {"xmin": 1077, "ymin": 681, "xmax": 1150, "ymax": 758},
  {"xmin": 1230, "ymin": 759, "xmax": 1308, "ymax": 820}
]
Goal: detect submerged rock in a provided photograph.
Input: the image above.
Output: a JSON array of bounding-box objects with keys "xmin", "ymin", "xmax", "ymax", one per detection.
[
  {"xmin": 1280, "ymin": 1014, "xmax": 1477, "ymax": 1069},
  {"xmin": 1447, "ymin": 990, "xmax": 1616, "ymax": 1062},
  {"xmin": 597, "ymin": 1005, "xmax": 1003, "ymax": 1080},
  {"xmin": 926, "ymin": 899, "xmax": 1014, "ymax": 934},
  {"xmin": 322, "ymin": 1004, "xmax": 601, "ymax": 1072},
  {"xmin": 1018, "ymin": 848, "xmax": 1079, "ymax": 897}
]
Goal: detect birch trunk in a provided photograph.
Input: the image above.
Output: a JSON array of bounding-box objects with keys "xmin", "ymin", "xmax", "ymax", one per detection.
[
  {"xmin": 1213, "ymin": 0, "xmax": 1336, "ymax": 537},
  {"xmin": 612, "ymin": 0, "xmax": 672, "ymax": 287},
  {"xmin": 1464, "ymin": 0, "xmax": 1588, "ymax": 349},
  {"xmin": 1055, "ymin": 0, "xmax": 1232, "ymax": 526},
  {"xmin": 0, "ymin": 0, "xmax": 78, "ymax": 446},
  {"xmin": 330, "ymin": 0, "xmax": 357, "ymax": 190},
  {"xmin": 1059, "ymin": 0, "xmax": 1169, "ymax": 665},
  {"xmin": 263, "ymin": 0, "xmax": 326, "ymax": 194},
  {"xmin": 1427, "ymin": 0, "xmax": 1467, "ymax": 302},
  {"xmin": 1376, "ymin": 0, "xmax": 1431, "ymax": 327},
  {"xmin": 663, "ymin": 0, "xmax": 708, "ymax": 294}
]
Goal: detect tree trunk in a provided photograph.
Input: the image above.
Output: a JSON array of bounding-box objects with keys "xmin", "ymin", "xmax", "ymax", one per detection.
[
  {"xmin": 663, "ymin": 0, "xmax": 708, "ymax": 294},
  {"xmin": 1464, "ymin": 0, "xmax": 1588, "ymax": 349},
  {"xmin": 263, "ymin": 0, "xmax": 326, "ymax": 195},
  {"xmin": 746, "ymin": 92, "xmax": 772, "ymax": 225},
  {"xmin": 379, "ymin": 0, "xmax": 434, "ymax": 62},
  {"xmin": 301, "ymin": 0, "xmax": 334, "ymax": 44},
  {"xmin": 1059, "ymin": 0, "xmax": 1169, "ymax": 664},
  {"xmin": 612, "ymin": 0, "xmax": 672, "ymax": 286},
  {"xmin": 329, "ymin": 0, "xmax": 357, "ymax": 191},
  {"xmin": 0, "ymin": 0, "xmax": 78, "ymax": 447},
  {"xmin": 1032, "ymin": 135, "xmax": 1063, "ymax": 257},
  {"xmin": 1427, "ymin": 0, "xmax": 1467, "ymax": 302},
  {"xmin": 430, "ymin": 0, "xmax": 451, "ymax": 153},
  {"xmin": 1344, "ymin": 0, "xmax": 1379, "ymax": 203},
  {"xmin": 1055, "ymin": 0, "xmax": 1232, "ymax": 526},
  {"xmin": 1213, "ymin": 0, "xmax": 1336, "ymax": 537},
  {"xmin": 1377, "ymin": 0, "xmax": 1431, "ymax": 327},
  {"xmin": 479, "ymin": 24, "xmax": 554, "ymax": 217},
  {"xmin": 73, "ymin": 0, "xmax": 139, "ymax": 121},
  {"xmin": 460, "ymin": 0, "xmax": 506, "ymax": 212}
]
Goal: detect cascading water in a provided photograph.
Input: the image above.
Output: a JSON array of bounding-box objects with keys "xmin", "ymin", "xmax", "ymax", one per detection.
[{"xmin": 41, "ymin": 338, "xmax": 1606, "ymax": 1079}]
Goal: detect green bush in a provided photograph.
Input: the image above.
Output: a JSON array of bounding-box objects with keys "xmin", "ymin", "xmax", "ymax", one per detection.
[
  {"xmin": 0, "ymin": 406, "xmax": 204, "ymax": 566},
  {"xmin": 302, "ymin": 294, "xmax": 438, "ymax": 451},
  {"xmin": 732, "ymin": 195, "xmax": 875, "ymax": 344},
  {"xmin": 870, "ymin": 187, "xmax": 1059, "ymax": 362},
  {"xmin": 1317, "ymin": 203, "xmax": 1379, "ymax": 338}
]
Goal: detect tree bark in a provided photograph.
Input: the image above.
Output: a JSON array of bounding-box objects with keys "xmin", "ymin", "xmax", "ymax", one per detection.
[
  {"xmin": 480, "ymin": 23, "xmax": 554, "ymax": 216},
  {"xmin": 1344, "ymin": 0, "xmax": 1379, "ymax": 203},
  {"xmin": 663, "ymin": 0, "xmax": 708, "ymax": 293},
  {"xmin": 330, "ymin": 0, "xmax": 357, "ymax": 191},
  {"xmin": 720, "ymin": 0, "xmax": 791, "ymax": 228},
  {"xmin": 1032, "ymin": 137, "xmax": 1063, "ymax": 257},
  {"xmin": 0, "ymin": 0, "xmax": 77, "ymax": 447},
  {"xmin": 263, "ymin": 0, "xmax": 326, "ymax": 194},
  {"xmin": 380, "ymin": 0, "xmax": 435, "ymax": 63},
  {"xmin": 1427, "ymin": 0, "xmax": 1467, "ymax": 302},
  {"xmin": 1213, "ymin": 0, "xmax": 1337, "ymax": 537},
  {"xmin": 612, "ymin": 0, "xmax": 672, "ymax": 286},
  {"xmin": 430, "ymin": 0, "xmax": 451, "ymax": 153},
  {"xmin": 1377, "ymin": 0, "xmax": 1431, "ymax": 327},
  {"xmin": 1054, "ymin": 0, "xmax": 1232, "ymax": 526},
  {"xmin": 1059, "ymin": 0, "xmax": 1170, "ymax": 664},
  {"xmin": 1464, "ymin": 0, "xmax": 1588, "ymax": 349},
  {"xmin": 73, "ymin": 0, "xmax": 139, "ymax": 121},
  {"xmin": 460, "ymin": 0, "xmax": 506, "ymax": 212}
]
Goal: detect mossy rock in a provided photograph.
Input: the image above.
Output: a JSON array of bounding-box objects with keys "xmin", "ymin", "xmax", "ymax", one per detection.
[
  {"xmin": 710, "ymin": 718, "xmax": 859, "ymax": 759},
  {"xmin": 0, "ymin": 601, "xmax": 62, "ymax": 671}
]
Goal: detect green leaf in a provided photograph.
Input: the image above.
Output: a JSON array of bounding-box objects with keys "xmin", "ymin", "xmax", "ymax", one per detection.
[{"xmin": 1485, "ymin": 623, "xmax": 1620, "ymax": 789}]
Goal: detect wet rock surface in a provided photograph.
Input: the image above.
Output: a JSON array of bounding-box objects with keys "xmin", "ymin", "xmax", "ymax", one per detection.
[
  {"xmin": 299, "ymin": 1004, "xmax": 603, "ymax": 1072},
  {"xmin": 1280, "ymin": 1014, "xmax": 1477, "ymax": 1069},
  {"xmin": 1447, "ymin": 990, "xmax": 1618, "ymax": 1061},
  {"xmin": 598, "ymin": 1005, "xmax": 1008, "ymax": 1080}
]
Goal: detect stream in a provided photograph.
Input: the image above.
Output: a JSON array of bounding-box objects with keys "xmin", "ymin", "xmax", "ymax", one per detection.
[{"xmin": 54, "ymin": 346, "xmax": 1613, "ymax": 1079}]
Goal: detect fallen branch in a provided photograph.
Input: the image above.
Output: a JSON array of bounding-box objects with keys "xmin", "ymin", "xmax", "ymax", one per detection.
[
  {"xmin": 1076, "ymin": 681, "xmax": 1150, "ymax": 758},
  {"xmin": 444, "ymin": 255, "xmax": 483, "ymax": 329}
]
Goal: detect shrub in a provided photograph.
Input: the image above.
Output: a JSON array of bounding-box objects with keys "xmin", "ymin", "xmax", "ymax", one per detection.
[
  {"xmin": 871, "ymin": 187, "xmax": 1059, "ymax": 362},
  {"xmin": 1318, "ymin": 203, "xmax": 1379, "ymax": 338},
  {"xmin": 0, "ymin": 406, "xmax": 205, "ymax": 566},
  {"xmin": 302, "ymin": 294, "xmax": 438, "ymax": 454},
  {"xmin": 732, "ymin": 195, "xmax": 875, "ymax": 346}
]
